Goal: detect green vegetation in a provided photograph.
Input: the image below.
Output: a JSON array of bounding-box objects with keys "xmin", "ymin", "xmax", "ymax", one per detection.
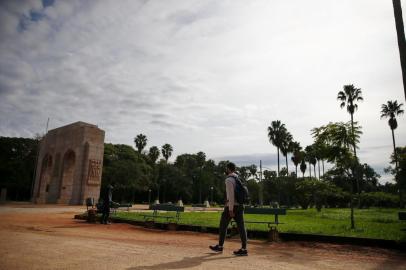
[{"xmin": 114, "ymin": 208, "xmax": 406, "ymax": 242}]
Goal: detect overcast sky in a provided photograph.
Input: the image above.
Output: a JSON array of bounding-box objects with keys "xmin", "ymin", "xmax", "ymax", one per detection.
[{"xmin": 1, "ymin": 0, "xmax": 405, "ymax": 182}]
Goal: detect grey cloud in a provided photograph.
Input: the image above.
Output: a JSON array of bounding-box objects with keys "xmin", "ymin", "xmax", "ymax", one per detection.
[{"xmin": 0, "ymin": 0, "xmax": 405, "ymax": 182}]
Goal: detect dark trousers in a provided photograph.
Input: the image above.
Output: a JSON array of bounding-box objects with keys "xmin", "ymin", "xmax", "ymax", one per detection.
[
  {"xmin": 101, "ymin": 206, "xmax": 110, "ymax": 224},
  {"xmin": 218, "ymin": 205, "xmax": 247, "ymax": 249}
]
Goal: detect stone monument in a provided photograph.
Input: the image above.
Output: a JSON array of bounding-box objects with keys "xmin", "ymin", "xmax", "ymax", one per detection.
[{"xmin": 32, "ymin": 121, "xmax": 105, "ymax": 205}]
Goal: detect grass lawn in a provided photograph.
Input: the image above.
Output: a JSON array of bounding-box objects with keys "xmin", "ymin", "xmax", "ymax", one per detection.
[{"xmin": 115, "ymin": 208, "xmax": 406, "ymax": 242}]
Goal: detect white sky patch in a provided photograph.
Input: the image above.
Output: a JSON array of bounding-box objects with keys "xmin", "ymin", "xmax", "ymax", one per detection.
[{"xmin": 0, "ymin": 0, "xmax": 405, "ymax": 184}]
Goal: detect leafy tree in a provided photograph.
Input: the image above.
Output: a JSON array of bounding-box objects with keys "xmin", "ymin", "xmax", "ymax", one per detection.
[
  {"xmin": 385, "ymin": 146, "xmax": 406, "ymax": 208},
  {"xmin": 0, "ymin": 137, "xmax": 39, "ymax": 201},
  {"xmin": 360, "ymin": 163, "xmax": 380, "ymax": 192},
  {"xmin": 268, "ymin": 120, "xmax": 287, "ymax": 176},
  {"xmin": 312, "ymin": 121, "xmax": 363, "ymax": 228},
  {"xmin": 263, "ymin": 170, "xmax": 277, "ymax": 180},
  {"xmin": 134, "ymin": 134, "xmax": 148, "ymax": 153},
  {"xmin": 380, "ymin": 100, "xmax": 404, "ymax": 170},
  {"xmin": 237, "ymin": 166, "xmax": 249, "ymax": 182},
  {"xmin": 161, "ymin": 143, "xmax": 173, "ymax": 163},
  {"xmin": 102, "ymin": 143, "xmax": 152, "ymax": 203},
  {"xmin": 247, "ymin": 164, "xmax": 258, "ymax": 180}
]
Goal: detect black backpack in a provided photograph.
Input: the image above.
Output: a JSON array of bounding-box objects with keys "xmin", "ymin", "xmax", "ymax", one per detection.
[{"xmin": 230, "ymin": 175, "xmax": 249, "ymax": 204}]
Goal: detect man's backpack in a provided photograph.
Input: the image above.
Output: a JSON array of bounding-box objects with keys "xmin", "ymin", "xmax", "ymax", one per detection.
[{"xmin": 230, "ymin": 175, "xmax": 249, "ymax": 204}]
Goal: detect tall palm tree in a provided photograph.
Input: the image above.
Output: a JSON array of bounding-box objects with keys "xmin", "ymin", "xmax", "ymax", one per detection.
[
  {"xmin": 392, "ymin": 0, "xmax": 406, "ymax": 101},
  {"xmin": 161, "ymin": 143, "xmax": 173, "ymax": 163},
  {"xmin": 305, "ymin": 145, "xmax": 316, "ymax": 178},
  {"xmin": 148, "ymin": 146, "xmax": 160, "ymax": 164},
  {"xmin": 381, "ymin": 100, "xmax": 404, "ymax": 169},
  {"xmin": 300, "ymin": 159, "xmax": 307, "ymax": 179},
  {"xmin": 267, "ymin": 120, "xmax": 287, "ymax": 176},
  {"xmin": 290, "ymin": 141, "xmax": 302, "ymax": 178},
  {"xmin": 337, "ymin": 84, "xmax": 363, "ymax": 157},
  {"xmin": 134, "ymin": 134, "xmax": 148, "ymax": 153},
  {"xmin": 280, "ymin": 131, "xmax": 293, "ymax": 174}
]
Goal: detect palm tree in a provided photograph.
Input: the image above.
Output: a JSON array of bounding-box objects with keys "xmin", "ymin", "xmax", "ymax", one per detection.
[
  {"xmin": 392, "ymin": 0, "xmax": 406, "ymax": 101},
  {"xmin": 337, "ymin": 84, "xmax": 363, "ymax": 157},
  {"xmin": 148, "ymin": 146, "xmax": 160, "ymax": 164},
  {"xmin": 300, "ymin": 159, "xmax": 307, "ymax": 179},
  {"xmin": 134, "ymin": 134, "xmax": 148, "ymax": 153},
  {"xmin": 161, "ymin": 143, "xmax": 173, "ymax": 163},
  {"xmin": 290, "ymin": 141, "xmax": 302, "ymax": 178},
  {"xmin": 380, "ymin": 100, "xmax": 404, "ymax": 169},
  {"xmin": 280, "ymin": 131, "xmax": 293, "ymax": 175},
  {"xmin": 267, "ymin": 120, "xmax": 287, "ymax": 176}
]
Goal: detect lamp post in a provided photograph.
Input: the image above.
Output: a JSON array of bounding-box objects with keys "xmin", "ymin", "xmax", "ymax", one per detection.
[{"xmin": 210, "ymin": 186, "xmax": 214, "ymax": 204}]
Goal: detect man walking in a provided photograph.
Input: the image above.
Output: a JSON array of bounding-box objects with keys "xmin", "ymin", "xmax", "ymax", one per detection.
[
  {"xmin": 101, "ymin": 184, "xmax": 113, "ymax": 225},
  {"xmin": 210, "ymin": 162, "xmax": 248, "ymax": 256}
]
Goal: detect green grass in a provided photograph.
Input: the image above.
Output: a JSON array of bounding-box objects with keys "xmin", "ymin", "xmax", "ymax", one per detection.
[{"xmin": 115, "ymin": 208, "xmax": 406, "ymax": 242}]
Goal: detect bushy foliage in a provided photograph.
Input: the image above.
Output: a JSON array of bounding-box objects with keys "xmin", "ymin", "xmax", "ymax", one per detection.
[{"xmin": 359, "ymin": 192, "xmax": 399, "ymax": 208}]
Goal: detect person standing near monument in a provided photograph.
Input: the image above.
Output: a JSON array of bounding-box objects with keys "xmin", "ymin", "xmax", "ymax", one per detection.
[
  {"xmin": 101, "ymin": 184, "xmax": 113, "ymax": 225},
  {"xmin": 209, "ymin": 162, "xmax": 248, "ymax": 256}
]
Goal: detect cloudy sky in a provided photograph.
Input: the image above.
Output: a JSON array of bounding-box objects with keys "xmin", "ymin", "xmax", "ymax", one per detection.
[{"xmin": 1, "ymin": 0, "xmax": 405, "ymax": 182}]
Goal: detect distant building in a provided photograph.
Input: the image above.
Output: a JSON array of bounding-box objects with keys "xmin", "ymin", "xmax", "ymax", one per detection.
[{"xmin": 32, "ymin": 122, "xmax": 105, "ymax": 205}]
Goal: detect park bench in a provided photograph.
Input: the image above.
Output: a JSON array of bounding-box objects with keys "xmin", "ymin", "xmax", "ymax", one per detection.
[
  {"xmin": 95, "ymin": 201, "xmax": 132, "ymax": 214},
  {"xmin": 191, "ymin": 204, "xmax": 207, "ymax": 208},
  {"xmin": 110, "ymin": 202, "xmax": 132, "ymax": 213},
  {"xmin": 399, "ymin": 212, "xmax": 406, "ymax": 221},
  {"xmin": 230, "ymin": 207, "xmax": 287, "ymax": 241},
  {"xmin": 141, "ymin": 204, "xmax": 185, "ymax": 223}
]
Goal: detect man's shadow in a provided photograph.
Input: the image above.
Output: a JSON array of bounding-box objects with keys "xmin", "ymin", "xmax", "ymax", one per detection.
[{"xmin": 127, "ymin": 253, "xmax": 235, "ymax": 270}]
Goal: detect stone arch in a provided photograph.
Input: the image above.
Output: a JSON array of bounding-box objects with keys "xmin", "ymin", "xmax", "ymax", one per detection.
[
  {"xmin": 58, "ymin": 150, "xmax": 76, "ymax": 203},
  {"xmin": 36, "ymin": 154, "xmax": 53, "ymax": 198}
]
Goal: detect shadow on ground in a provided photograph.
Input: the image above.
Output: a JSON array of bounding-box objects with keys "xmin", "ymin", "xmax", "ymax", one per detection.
[{"xmin": 127, "ymin": 253, "xmax": 234, "ymax": 270}]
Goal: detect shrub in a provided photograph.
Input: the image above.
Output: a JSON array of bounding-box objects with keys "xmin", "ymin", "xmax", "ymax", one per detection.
[{"xmin": 359, "ymin": 192, "xmax": 399, "ymax": 208}]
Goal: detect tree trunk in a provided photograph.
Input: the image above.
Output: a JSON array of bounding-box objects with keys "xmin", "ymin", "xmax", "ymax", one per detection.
[
  {"xmin": 391, "ymin": 127, "xmax": 402, "ymax": 207},
  {"xmin": 295, "ymin": 165, "xmax": 298, "ymax": 178},
  {"xmin": 351, "ymin": 113, "xmax": 361, "ymax": 208},
  {"xmin": 318, "ymin": 160, "xmax": 321, "ymax": 179},
  {"xmin": 351, "ymin": 113, "xmax": 357, "ymax": 157},
  {"xmin": 392, "ymin": 0, "xmax": 406, "ymax": 102},
  {"xmin": 277, "ymin": 147, "xmax": 280, "ymax": 176},
  {"xmin": 350, "ymin": 178, "xmax": 355, "ymax": 229},
  {"xmin": 322, "ymin": 160, "xmax": 325, "ymax": 176},
  {"xmin": 285, "ymin": 155, "xmax": 289, "ymax": 174},
  {"xmin": 309, "ymin": 162, "xmax": 312, "ymax": 178},
  {"xmin": 392, "ymin": 128, "xmax": 398, "ymax": 170},
  {"xmin": 313, "ymin": 165, "xmax": 316, "ymax": 179}
]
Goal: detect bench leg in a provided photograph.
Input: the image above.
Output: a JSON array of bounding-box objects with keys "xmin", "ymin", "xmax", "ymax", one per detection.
[{"xmin": 268, "ymin": 226, "xmax": 279, "ymax": 242}]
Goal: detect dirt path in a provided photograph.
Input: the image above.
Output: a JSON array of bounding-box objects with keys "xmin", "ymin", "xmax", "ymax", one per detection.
[{"xmin": 0, "ymin": 204, "xmax": 405, "ymax": 270}]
